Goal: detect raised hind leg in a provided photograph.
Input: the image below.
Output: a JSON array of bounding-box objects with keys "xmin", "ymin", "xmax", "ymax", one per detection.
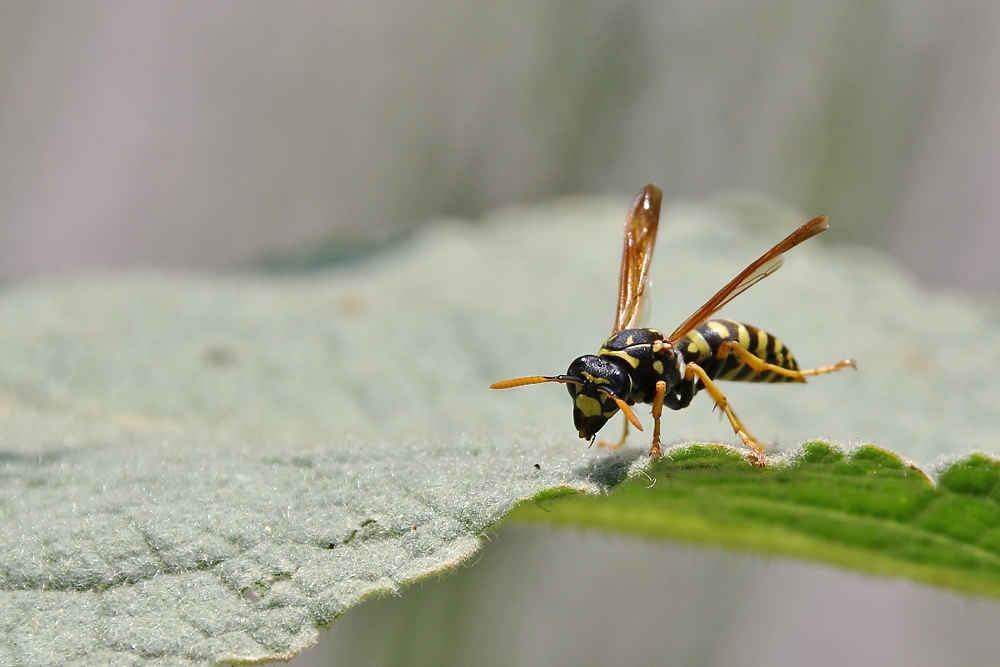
[{"xmin": 716, "ymin": 340, "xmax": 855, "ymax": 382}]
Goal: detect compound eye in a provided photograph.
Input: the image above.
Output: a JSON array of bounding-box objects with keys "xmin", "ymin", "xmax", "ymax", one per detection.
[
  {"xmin": 565, "ymin": 355, "xmax": 600, "ymax": 378},
  {"xmin": 564, "ymin": 355, "xmax": 631, "ymax": 400},
  {"xmin": 595, "ymin": 361, "xmax": 630, "ymax": 400}
]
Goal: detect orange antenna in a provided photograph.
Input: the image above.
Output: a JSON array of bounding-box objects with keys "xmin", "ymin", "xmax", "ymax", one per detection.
[
  {"xmin": 489, "ymin": 375, "xmax": 583, "ymax": 390},
  {"xmin": 600, "ymin": 391, "xmax": 643, "ymax": 431}
]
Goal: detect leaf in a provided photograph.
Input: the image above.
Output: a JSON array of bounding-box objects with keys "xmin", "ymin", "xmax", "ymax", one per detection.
[
  {"xmin": 1, "ymin": 440, "xmax": 635, "ymax": 667},
  {"xmin": 0, "ymin": 247, "xmax": 643, "ymax": 664},
  {"xmin": 509, "ymin": 442, "xmax": 1000, "ymax": 599},
  {"xmin": 2, "ymin": 194, "xmax": 1000, "ymax": 665}
]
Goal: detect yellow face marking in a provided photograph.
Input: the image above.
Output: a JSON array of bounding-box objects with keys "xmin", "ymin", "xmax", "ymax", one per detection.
[
  {"xmin": 581, "ymin": 371, "xmax": 610, "ymax": 385},
  {"xmin": 575, "ymin": 394, "xmax": 604, "ymax": 418}
]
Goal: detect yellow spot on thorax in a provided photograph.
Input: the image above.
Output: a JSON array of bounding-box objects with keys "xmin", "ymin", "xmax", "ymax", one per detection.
[
  {"xmin": 581, "ymin": 371, "xmax": 610, "ymax": 384},
  {"xmin": 600, "ymin": 350, "xmax": 641, "ymax": 369}
]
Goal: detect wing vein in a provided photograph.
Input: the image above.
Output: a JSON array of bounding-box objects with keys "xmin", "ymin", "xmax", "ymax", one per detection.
[
  {"xmin": 613, "ymin": 184, "xmax": 663, "ymax": 333},
  {"xmin": 666, "ymin": 215, "xmax": 828, "ymax": 343}
]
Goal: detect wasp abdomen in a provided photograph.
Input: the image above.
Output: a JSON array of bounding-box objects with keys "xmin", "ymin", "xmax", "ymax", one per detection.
[{"xmin": 681, "ymin": 318, "xmax": 801, "ymax": 383}]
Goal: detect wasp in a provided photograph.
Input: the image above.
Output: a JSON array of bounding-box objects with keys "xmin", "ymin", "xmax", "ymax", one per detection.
[{"xmin": 490, "ymin": 183, "xmax": 854, "ymax": 466}]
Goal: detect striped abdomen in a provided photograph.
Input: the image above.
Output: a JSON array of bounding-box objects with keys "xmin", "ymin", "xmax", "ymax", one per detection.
[{"xmin": 680, "ymin": 318, "xmax": 802, "ymax": 384}]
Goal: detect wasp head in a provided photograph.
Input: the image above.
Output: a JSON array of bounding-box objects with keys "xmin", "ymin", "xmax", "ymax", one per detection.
[{"xmin": 562, "ymin": 355, "xmax": 633, "ymax": 441}]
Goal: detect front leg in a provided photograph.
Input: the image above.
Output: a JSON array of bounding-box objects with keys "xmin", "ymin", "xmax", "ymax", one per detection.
[
  {"xmin": 648, "ymin": 380, "xmax": 667, "ymax": 458},
  {"xmin": 599, "ymin": 418, "xmax": 630, "ymax": 450}
]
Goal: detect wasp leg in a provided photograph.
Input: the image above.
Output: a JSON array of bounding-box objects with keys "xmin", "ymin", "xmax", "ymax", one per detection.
[
  {"xmin": 717, "ymin": 341, "xmax": 856, "ymax": 382},
  {"xmin": 685, "ymin": 362, "xmax": 766, "ymax": 467},
  {"xmin": 798, "ymin": 358, "xmax": 856, "ymax": 376},
  {"xmin": 599, "ymin": 418, "xmax": 630, "ymax": 449},
  {"xmin": 648, "ymin": 380, "xmax": 667, "ymax": 458}
]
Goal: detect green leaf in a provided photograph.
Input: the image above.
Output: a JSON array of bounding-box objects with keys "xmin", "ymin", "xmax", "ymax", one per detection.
[{"xmin": 508, "ymin": 442, "xmax": 1000, "ymax": 599}]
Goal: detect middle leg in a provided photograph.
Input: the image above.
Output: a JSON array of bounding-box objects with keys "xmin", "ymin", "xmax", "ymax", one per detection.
[{"xmin": 648, "ymin": 380, "xmax": 667, "ymax": 458}]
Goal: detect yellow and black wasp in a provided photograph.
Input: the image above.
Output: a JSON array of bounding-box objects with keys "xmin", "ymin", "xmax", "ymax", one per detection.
[{"xmin": 490, "ymin": 183, "xmax": 854, "ymax": 466}]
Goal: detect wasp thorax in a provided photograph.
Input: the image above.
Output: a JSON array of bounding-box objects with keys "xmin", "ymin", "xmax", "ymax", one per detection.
[{"xmin": 563, "ymin": 355, "xmax": 632, "ymax": 440}]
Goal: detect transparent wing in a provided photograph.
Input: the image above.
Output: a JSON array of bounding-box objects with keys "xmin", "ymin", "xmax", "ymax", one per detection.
[
  {"xmin": 633, "ymin": 279, "xmax": 653, "ymax": 329},
  {"xmin": 666, "ymin": 215, "xmax": 829, "ymax": 344},
  {"xmin": 613, "ymin": 184, "xmax": 663, "ymax": 333}
]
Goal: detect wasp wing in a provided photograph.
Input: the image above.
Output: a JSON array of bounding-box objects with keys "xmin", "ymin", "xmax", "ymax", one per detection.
[
  {"xmin": 613, "ymin": 184, "xmax": 663, "ymax": 333},
  {"xmin": 666, "ymin": 215, "xmax": 829, "ymax": 344}
]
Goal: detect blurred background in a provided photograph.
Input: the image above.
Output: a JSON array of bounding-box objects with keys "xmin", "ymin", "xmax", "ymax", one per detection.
[
  {"xmin": 3, "ymin": 2, "xmax": 999, "ymax": 665},
  {"xmin": 0, "ymin": 1, "xmax": 998, "ymax": 292}
]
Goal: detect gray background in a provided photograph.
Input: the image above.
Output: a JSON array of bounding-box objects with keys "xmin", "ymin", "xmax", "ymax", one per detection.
[{"xmin": 1, "ymin": 1, "xmax": 998, "ymax": 292}]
